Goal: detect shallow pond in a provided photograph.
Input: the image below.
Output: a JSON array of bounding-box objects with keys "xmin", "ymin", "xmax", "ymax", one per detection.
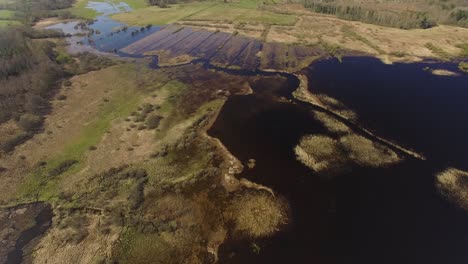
[{"xmin": 47, "ymin": 1, "xmax": 159, "ymax": 54}]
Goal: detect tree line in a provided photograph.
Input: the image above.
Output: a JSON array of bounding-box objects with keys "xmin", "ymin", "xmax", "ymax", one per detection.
[{"xmin": 301, "ymin": 1, "xmax": 437, "ymax": 29}]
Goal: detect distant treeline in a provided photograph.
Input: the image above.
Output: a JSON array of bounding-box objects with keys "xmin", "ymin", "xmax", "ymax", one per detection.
[
  {"xmin": 448, "ymin": 9, "xmax": 468, "ymax": 27},
  {"xmin": 301, "ymin": 1, "xmax": 437, "ymax": 29},
  {"xmin": 147, "ymin": 0, "xmax": 195, "ymax": 8},
  {"xmin": 0, "ymin": 0, "xmax": 75, "ymax": 25}
]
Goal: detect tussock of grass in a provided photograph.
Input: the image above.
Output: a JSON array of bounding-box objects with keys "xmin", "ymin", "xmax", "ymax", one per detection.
[
  {"xmin": 227, "ymin": 192, "xmax": 287, "ymax": 238},
  {"xmin": 341, "ymin": 25, "xmax": 385, "ymax": 54},
  {"xmin": 316, "ymin": 94, "xmax": 358, "ymax": 120},
  {"xmin": 425, "ymin": 42, "xmax": 452, "ymax": 61},
  {"xmin": 294, "ymin": 135, "xmax": 345, "ymax": 174},
  {"xmin": 313, "ymin": 111, "xmax": 351, "ymax": 134},
  {"xmin": 436, "ymin": 168, "xmax": 468, "ymax": 210},
  {"xmin": 339, "ymin": 134, "xmax": 400, "ymax": 167},
  {"xmin": 455, "ymin": 43, "xmax": 468, "ymax": 57},
  {"xmin": 458, "ymin": 62, "xmax": 468, "ymax": 73},
  {"xmin": 295, "ymin": 133, "xmax": 400, "ymax": 175}
]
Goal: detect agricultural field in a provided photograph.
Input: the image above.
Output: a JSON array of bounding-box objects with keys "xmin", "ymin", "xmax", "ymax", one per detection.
[
  {"xmin": 112, "ymin": 0, "xmax": 297, "ymax": 26},
  {"xmin": 109, "ymin": 0, "xmax": 468, "ymax": 63}
]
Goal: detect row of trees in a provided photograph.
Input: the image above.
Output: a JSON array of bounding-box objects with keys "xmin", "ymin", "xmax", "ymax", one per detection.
[
  {"xmin": 1, "ymin": 0, "xmax": 75, "ymax": 25},
  {"xmin": 0, "ymin": 28, "xmax": 63, "ymax": 124},
  {"xmin": 147, "ymin": 0, "xmax": 181, "ymax": 8},
  {"xmin": 302, "ymin": 1, "xmax": 437, "ymax": 29}
]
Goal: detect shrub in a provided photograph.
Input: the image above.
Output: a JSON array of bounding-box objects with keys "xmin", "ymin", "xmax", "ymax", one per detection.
[
  {"xmin": 146, "ymin": 114, "xmax": 163, "ymax": 129},
  {"xmin": 56, "ymin": 53, "xmax": 73, "ymax": 64},
  {"xmin": 227, "ymin": 192, "xmax": 287, "ymax": 238},
  {"xmin": 141, "ymin": 103, "xmax": 154, "ymax": 114},
  {"xmin": 63, "ymin": 80, "xmax": 72, "ymax": 86},
  {"xmin": 436, "ymin": 168, "xmax": 468, "ymax": 210},
  {"xmin": 18, "ymin": 114, "xmax": 42, "ymax": 131},
  {"xmin": 1, "ymin": 132, "xmax": 31, "ymax": 152},
  {"xmin": 49, "ymin": 159, "xmax": 78, "ymax": 177},
  {"xmin": 458, "ymin": 62, "xmax": 468, "ymax": 72}
]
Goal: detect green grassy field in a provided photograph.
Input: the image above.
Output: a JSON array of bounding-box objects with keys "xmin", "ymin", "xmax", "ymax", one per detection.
[
  {"xmin": 0, "ymin": 19, "xmax": 21, "ymax": 27},
  {"xmin": 0, "ymin": 10, "xmax": 20, "ymax": 28},
  {"xmin": 71, "ymin": 0, "xmax": 149, "ymax": 19},
  {"xmin": 112, "ymin": 0, "xmax": 297, "ymax": 26},
  {"xmin": 18, "ymin": 64, "xmax": 143, "ymax": 202},
  {"xmin": 0, "ymin": 9, "xmax": 14, "ymax": 19},
  {"xmin": 70, "ymin": 0, "xmax": 98, "ymax": 19}
]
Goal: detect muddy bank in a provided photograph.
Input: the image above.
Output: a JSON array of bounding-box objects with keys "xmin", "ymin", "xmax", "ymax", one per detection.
[{"xmin": 0, "ymin": 202, "xmax": 53, "ymax": 264}]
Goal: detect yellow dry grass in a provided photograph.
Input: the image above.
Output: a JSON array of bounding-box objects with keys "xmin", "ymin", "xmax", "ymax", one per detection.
[
  {"xmin": 339, "ymin": 134, "xmax": 400, "ymax": 167},
  {"xmin": 313, "ymin": 111, "xmax": 351, "ymax": 134},
  {"xmin": 267, "ymin": 9, "xmax": 468, "ymax": 62},
  {"xmin": 227, "ymin": 192, "xmax": 287, "ymax": 238},
  {"xmin": 294, "ymin": 134, "xmax": 345, "ymax": 173},
  {"xmin": 295, "ymin": 132, "xmax": 401, "ymax": 176}
]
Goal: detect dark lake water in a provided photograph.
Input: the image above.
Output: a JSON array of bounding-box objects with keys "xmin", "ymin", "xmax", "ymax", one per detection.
[
  {"xmin": 305, "ymin": 57, "xmax": 468, "ymax": 170},
  {"xmin": 209, "ymin": 57, "xmax": 468, "ymax": 264}
]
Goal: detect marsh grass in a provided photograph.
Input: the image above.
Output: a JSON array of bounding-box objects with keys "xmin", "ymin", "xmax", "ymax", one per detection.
[
  {"xmin": 316, "ymin": 94, "xmax": 358, "ymax": 120},
  {"xmin": 425, "ymin": 42, "xmax": 452, "ymax": 61},
  {"xmin": 227, "ymin": 192, "xmax": 287, "ymax": 238},
  {"xmin": 295, "ymin": 133, "xmax": 400, "ymax": 176},
  {"xmin": 341, "ymin": 25, "xmax": 385, "ymax": 54},
  {"xmin": 458, "ymin": 62, "xmax": 468, "ymax": 72},
  {"xmin": 436, "ymin": 168, "xmax": 468, "ymax": 210},
  {"xmin": 313, "ymin": 111, "xmax": 351, "ymax": 134},
  {"xmin": 455, "ymin": 43, "xmax": 468, "ymax": 57},
  {"xmin": 294, "ymin": 135, "xmax": 346, "ymax": 174},
  {"xmin": 339, "ymin": 134, "xmax": 400, "ymax": 167},
  {"xmin": 16, "ymin": 65, "xmax": 144, "ymax": 201}
]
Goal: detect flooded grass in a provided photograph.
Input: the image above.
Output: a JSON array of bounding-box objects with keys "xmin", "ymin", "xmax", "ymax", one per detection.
[
  {"xmin": 294, "ymin": 135, "xmax": 346, "ymax": 175},
  {"xmin": 295, "ymin": 132, "xmax": 401, "ymax": 176},
  {"xmin": 312, "ymin": 111, "xmax": 351, "ymax": 134},
  {"xmin": 227, "ymin": 192, "xmax": 288, "ymax": 238},
  {"xmin": 339, "ymin": 134, "xmax": 401, "ymax": 167},
  {"xmin": 315, "ymin": 93, "xmax": 358, "ymax": 120},
  {"xmin": 436, "ymin": 168, "xmax": 468, "ymax": 210}
]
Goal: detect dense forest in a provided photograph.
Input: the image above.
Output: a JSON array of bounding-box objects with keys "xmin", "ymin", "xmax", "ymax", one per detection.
[{"xmin": 299, "ymin": 0, "xmax": 468, "ymax": 29}]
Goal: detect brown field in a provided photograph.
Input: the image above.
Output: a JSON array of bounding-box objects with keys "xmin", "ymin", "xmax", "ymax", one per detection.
[
  {"xmin": 122, "ymin": 25, "xmax": 330, "ymax": 72},
  {"xmin": 118, "ymin": 2, "xmax": 468, "ymax": 70}
]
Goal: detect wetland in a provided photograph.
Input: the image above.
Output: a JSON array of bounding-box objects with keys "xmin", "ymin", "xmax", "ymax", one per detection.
[{"xmin": 1, "ymin": 0, "xmax": 468, "ymax": 263}]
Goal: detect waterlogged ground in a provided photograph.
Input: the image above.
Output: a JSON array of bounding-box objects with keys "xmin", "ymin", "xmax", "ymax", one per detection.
[{"xmin": 47, "ymin": 1, "xmax": 159, "ymax": 54}]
